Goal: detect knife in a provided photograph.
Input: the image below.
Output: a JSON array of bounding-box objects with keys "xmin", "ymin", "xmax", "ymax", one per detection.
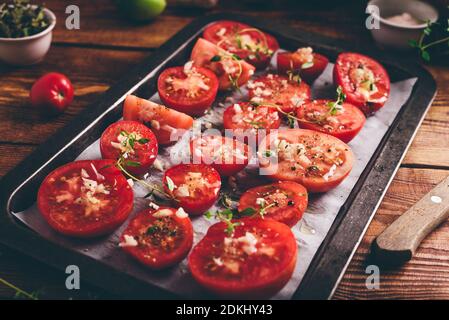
[{"xmin": 373, "ymin": 175, "xmax": 449, "ymax": 264}]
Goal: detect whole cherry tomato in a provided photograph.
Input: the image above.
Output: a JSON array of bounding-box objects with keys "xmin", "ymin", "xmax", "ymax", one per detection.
[{"xmin": 30, "ymin": 72, "xmax": 74, "ymax": 115}]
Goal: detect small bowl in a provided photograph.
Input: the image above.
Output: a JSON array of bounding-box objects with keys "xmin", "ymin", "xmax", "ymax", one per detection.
[
  {"xmin": 0, "ymin": 8, "xmax": 56, "ymax": 66},
  {"xmin": 367, "ymin": 0, "xmax": 439, "ymax": 50}
]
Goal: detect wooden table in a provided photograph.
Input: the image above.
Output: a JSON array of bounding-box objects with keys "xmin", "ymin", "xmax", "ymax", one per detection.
[{"xmin": 0, "ymin": 0, "xmax": 448, "ymax": 300}]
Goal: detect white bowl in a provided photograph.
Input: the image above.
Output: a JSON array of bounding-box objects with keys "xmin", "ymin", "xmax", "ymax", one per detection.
[
  {"xmin": 367, "ymin": 0, "xmax": 439, "ymax": 50},
  {"xmin": 0, "ymin": 8, "xmax": 56, "ymax": 66}
]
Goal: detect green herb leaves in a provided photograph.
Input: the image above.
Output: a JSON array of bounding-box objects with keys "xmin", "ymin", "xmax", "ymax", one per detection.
[
  {"xmin": 205, "ymin": 207, "xmax": 257, "ymax": 236},
  {"xmin": 327, "ymin": 85, "xmax": 346, "ymax": 116},
  {"xmin": 165, "ymin": 176, "xmax": 175, "ymax": 192},
  {"xmin": 0, "ymin": 0, "xmax": 50, "ymax": 38},
  {"xmin": 409, "ymin": 16, "xmax": 449, "ymax": 62}
]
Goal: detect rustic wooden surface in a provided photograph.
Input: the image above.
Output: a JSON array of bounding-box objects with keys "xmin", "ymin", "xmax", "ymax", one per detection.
[{"xmin": 0, "ymin": 0, "xmax": 448, "ymax": 300}]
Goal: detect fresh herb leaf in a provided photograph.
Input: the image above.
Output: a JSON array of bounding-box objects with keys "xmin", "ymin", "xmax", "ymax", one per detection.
[
  {"xmin": 138, "ymin": 138, "xmax": 149, "ymax": 144},
  {"xmin": 125, "ymin": 161, "xmax": 141, "ymax": 167},
  {"xmin": 0, "ymin": 0, "xmax": 50, "ymax": 38},
  {"xmin": 210, "ymin": 55, "xmax": 221, "ymax": 62}
]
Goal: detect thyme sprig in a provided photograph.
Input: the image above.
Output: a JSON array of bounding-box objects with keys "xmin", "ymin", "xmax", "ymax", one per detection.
[
  {"xmin": 326, "ymin": 85, "xmax": 346, "ymax": 116},
  {"xmin": 0, "ymin": 277, "xmax": 38, "ymax": 300},
  {"xmin": 205, "ymin": 207, "xmax": 257, "ymax": 236},
  {"xmin": 409, "ymin": 15, "xmax": 449, "ymax": 62}
]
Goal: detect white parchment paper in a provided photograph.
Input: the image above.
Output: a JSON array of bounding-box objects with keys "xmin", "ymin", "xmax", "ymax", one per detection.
[{"xmin": 12, "ymin": 58, "xmax": 417, "ymax": 299}]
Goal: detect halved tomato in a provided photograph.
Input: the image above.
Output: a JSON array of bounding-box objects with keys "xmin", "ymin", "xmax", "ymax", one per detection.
[
  {"xmin": 247, "ymin": 74, "xmax": 311, "ymax": 113},
  {"xmin": 123, "ymin": 95, "xmax": 194, "ymax": 146},
  {"xmin": 188, "ymin": 218, "xmax": 297, "ymax": 298},
  {"xmin": 100, "ymin": 120, "xmax": 158, "ymax": 175},
  {"xmin": 238, "ymin": 181, "xmax": 308, "ymax": 227},
  {"xmin": 37, "ymin": 160, "xmax": 133, "ymax": 238},
  {"xmin": 203, "ymin": 20, "xmax": 279, "ymax": 69},
  {"xmin": 333, "ymin": 52, "xmax": 390, "ymax": 115},
  {"xmin": 258, "ymin": 129, "xmax": 354, "ymax": 193},
  {"xmin": 163, "ymin": 164, "xmax": 221, "ymax": 215},
  {"xmin": 190, "ymin": 38, "xmax": 256, "ymax": 91},
  {"xmin": 157, "ymin": 63, "xmax": 219, "ymax": 116},
  {"xmin": 296, "ymin": 99, "xmax": 366, "ymax": 143},
  {"xmin": 190, "ymin": 135, "xmax": 250, "ymax": 177},
  {"xmin": 277, "ymin": 47, "xmax": 329, "ymax": 84},
  {"xmin": 223, "ymin": 102, "xmax": 281, "ymax": 143},
  {"xmin": 119, "ymin": 206, "xmax": 193, "ymax": 270}
]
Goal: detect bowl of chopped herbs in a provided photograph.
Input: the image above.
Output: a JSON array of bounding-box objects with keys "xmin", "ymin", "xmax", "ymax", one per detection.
[{"xmin": 0, "ymin": 0, "xmax": 56, "ymax": 65}]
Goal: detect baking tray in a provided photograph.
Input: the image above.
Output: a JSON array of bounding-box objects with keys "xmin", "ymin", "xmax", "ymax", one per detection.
[{"xmin": 0, "ymin": 13, "xmax": 436, "ymax": 300}]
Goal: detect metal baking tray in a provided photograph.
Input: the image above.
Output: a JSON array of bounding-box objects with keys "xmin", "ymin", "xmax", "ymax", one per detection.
[{"xmin": 0, "ymin": 13, "xmax": 436, "ymax": 299}]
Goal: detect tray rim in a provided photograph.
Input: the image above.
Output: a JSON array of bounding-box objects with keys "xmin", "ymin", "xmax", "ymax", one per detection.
[{"xmin": 0, "ymin": 12, "xmax": 437, "ymax": 300}]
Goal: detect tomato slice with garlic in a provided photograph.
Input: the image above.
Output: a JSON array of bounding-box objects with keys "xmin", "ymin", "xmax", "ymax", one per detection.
[
  {"xmin": 333, "ymin": 52, "xmax": 390, "ymax": 115},
  {"xmin": 238, "ymin": 181, "xmax": 308, "ymax": 227},
  {"xmin": 203, "ymin": 20, "xmax": 279, "ymax": 69},
  {"xmin": 190, "ymin": 38, "xmax": 255, "ymax": 91},
  {"xmin": 296, "ymin": 99, "xmax": 366, "ymax": 143},
  {"xmin": 100, "ymin": 120, "xmax": 158, "ymax": 175},
  {"xmin": 157, "ymin": 63, "xmax": 219, "ymax": 116},
  {"xmin": 190, "ymin": 135, "xmax": 251, "ymax": 177},
  {"xmin": 188, "ymin": 218, "xmax": 297, "ymax": 298},
  {"xmin": 119, "ymin": 206, "xmax": 193, "ymax": 270},
  {"xmin": 223, "ymin": 102, "xmax": 281, "ymax": 143},
  {"xmin": 123, "ymin": 95, "xmax": 194, "ymax": 146},
  {"xmin": 163, "ymin": 164, "xmax": 221, "ymax": 215},
  {"xmin": 258, "ymin": 129, "xmax": 354, "ymax": 193},
  {"xmin": 37, "ymin": 160, "xmax": 134, "ymax": 238},
  {"xmin": 247, "ymin": 74, "xmax": 311, "ymax": 113},
  {"xmin": 277, "ymin": 47, "xmax": 329, "ymax": 84}
]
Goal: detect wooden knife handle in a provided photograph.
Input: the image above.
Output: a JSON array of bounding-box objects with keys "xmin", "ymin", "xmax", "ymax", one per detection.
[{"xmin": 374, "ymin": 175, "xmax": 449, "ymax": 263}]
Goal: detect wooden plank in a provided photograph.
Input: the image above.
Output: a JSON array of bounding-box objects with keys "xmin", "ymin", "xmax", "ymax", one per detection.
[
  {"xmin": 0, "ymin": 144, "xmax": 36, "ymax": 177},
  {"xmin": 333, "ymin": 168, "xmax": 449, "ymax": 300},
  {"xmin": 0, "ymin": 46, "xmax": 147, "ymax": 145}
]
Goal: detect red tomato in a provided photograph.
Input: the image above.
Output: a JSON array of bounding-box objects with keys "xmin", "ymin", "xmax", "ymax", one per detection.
[
  {"xmin": 277, "ymin": 48, "xmax": 329, "ymax": 84},
  {"xmin": 157, "ymin": 64, "xmax": 219, "ymax": 116},
  {"xmin": 247, "ymin": 74, "xmax": 311, "ymax": 113},
  {"xmin": 119, "ymin": 207, "xmax": 193, "ymax": 270},
  {"xmin": 190, "ymin": 135, "xmax": 250, "ymax": 177},
  {"xmin": 238, "ymin": 181, "xmax": 308, "ymax": 227},
  {"xmin": 163, "ymin": 164, "xmax": 221, "ymax": 215},
  {"xmin": 296, "ymin": 99, "xmax": 366, "ymax": 143},
  {"xmin": 123, "ymin": 95, "xmax": 194, "ymax": 146},
  {"xmin": 190, "ymin": 38, "xmax": 256, "ymax": 91},
  {"xmin": 100, "ymin": 120, "xmax": 158, "ymax": 175},
  {"xmin": 203, "ymin": 20, "xmax": 279, "ymax": 69},
  {"xmin": 37, "ymin": 160, "xmax": 133, "ymax": 238},
  {"xmin": 188, "ymin": 218, "xmax": 297, "ymax": 298},
  {"xmin": 223, "ymin": 102, "xmax": 281, "ymax": 143},
  {"xmin": 333, "ymin": 52, "xmax": 390, "ymax": 115},
  {"xmin": 30, "ymin": 72, "xmax": 74, "ymax": 115},
  {"xmin": 258, "ymin": 129, "xmax": 354, "ymax": 193}
]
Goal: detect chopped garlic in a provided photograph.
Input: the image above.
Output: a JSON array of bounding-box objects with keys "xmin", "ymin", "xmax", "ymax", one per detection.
[
  {"xmin": 119, "ymin": 235, "xmax": 138, "ymax": 247},
  {"xmin": 148, "ymin": 202, "xmax": 160, "ymax": 210},
  {"xmin": 175, "ymin": 207, "xmax": 188, "ymax": 219},
  {"xmin": 153, "ymin": 209, "xmax": 173, "ymax": 218}
]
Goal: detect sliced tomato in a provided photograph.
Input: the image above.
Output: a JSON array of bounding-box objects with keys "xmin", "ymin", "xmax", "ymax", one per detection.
[
  {"xmin": 119, "ymin": 207, "xmax": 193, "ymax": 270},
  {"xmin": 333, "ymin": 52, "xmax": 390, "ymax": 115},
  {"xmin": 190, "ymin": 135, "xmax": 250, "ymax": 177},
  {"xmin": 157, "ymin": 63, "xmax": 218, "ymax": 116},
  {"xmin": 188, "ymin": 218, "xmax": 297, "ymax": 298},
  {"xmin": 37, "ymin": 160, "xmax": 133, "ymax": 238},
  {"xmin": 190, "ymin": 38, "xmax": 255, "ymax": 91},
  {"xmin": 258, "ymin": 129, "xmax": 354, "ymax": 193},
  {"xmin": 238, "ymin": 181, "xmax": 308, "ymax": 227},
  {"xmin": 277, "ymin": 48, "xmax": 329, "ymax": 84},
  {"xmin": 123, "ymin": 95, "xmax": 194, "ymax": 146},
  {"xmin": 163, "ymin": 164, "xmax": 221, "ymax": 215},
  {"xmin": 296, "ymin": 100, "xmax": 366, "ymax": 143},
  {"xmin": 203, "ymin": 20, "xmax": 279, "ymax": 69},
  {"xmin": 223, "ymin": 102, "xmax": 281, "ymax": 143},
  {"xmin": 100, "ymin": 120, "xmax": 158, "ymax": 175},
  {"xmin": 247, "ymin": 74, "xmax": 311, "ymax": 113}
]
